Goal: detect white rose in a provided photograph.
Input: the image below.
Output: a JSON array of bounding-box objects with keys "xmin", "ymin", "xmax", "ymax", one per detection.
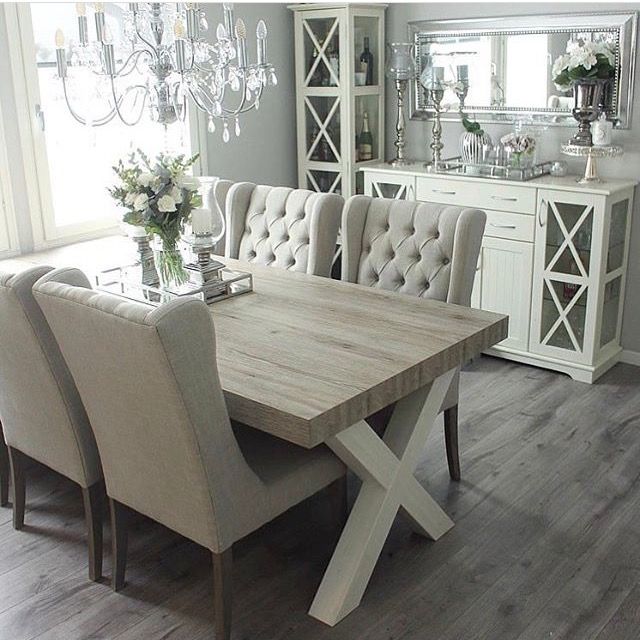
[
  {"xmin": 170, "ymin": 185, "xmax": 183, "ymax": 204},
  {"xmin": 175, "ymin": 175, "xmax": 200, "ymax": 191},
  {"xmin": 157, "ymin": 194, "xmax": 177, "ymax": 212},
  {"xmin": 124, "ymin": 192, "xmax": 136, "ymax": 205},
  {"xmin": 133, "ymin": 193, "xmax": 148, "ymax": 211},
  {"xmin": 138, "ymin": 172, "xmax": 155, "ymax": 188}
]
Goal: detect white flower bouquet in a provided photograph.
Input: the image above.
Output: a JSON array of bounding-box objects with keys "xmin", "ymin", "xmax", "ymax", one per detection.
[
  {"xmin": 109, "ymin": 150, "xmax": 201, "ymax": 285},
  {"xmin": 500, "ymin": 133, "xmax": 536, "ymax": 168},
  {"xmin": 552, "ymin": 39, "xmax": 616, "ymax": 91}
]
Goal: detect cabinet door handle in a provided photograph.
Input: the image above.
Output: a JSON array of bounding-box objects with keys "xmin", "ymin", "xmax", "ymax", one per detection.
[
  {"xmin": 432, "ymin": 189, "xmax": 456, "ymax": 195},
  {"xmin": 489, "ymin": 223, "xmax": 517, "ymax": 229},
  {"xmin": 538, "ymin": 199, "xmax": 546, "ymax": 227},
  {"xmin": 491, "ymin": 195, "xmax": 518, "ymax": 202}
]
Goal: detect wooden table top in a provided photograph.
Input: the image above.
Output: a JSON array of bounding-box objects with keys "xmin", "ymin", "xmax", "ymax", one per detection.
[{"xmin": 213, "ymin": 258, "xmax": 508, "ymax": 448}]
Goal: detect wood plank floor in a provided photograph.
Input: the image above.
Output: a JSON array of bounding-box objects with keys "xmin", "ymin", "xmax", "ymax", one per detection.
[{"xmin": 1, "ymin": 356, "xmax": 639, "ymax": 639}]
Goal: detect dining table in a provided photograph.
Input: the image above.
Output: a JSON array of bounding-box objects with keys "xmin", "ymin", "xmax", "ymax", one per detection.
[{"xmin": 204, "ymin": 257, "xmax": 508, "ymax": 627}]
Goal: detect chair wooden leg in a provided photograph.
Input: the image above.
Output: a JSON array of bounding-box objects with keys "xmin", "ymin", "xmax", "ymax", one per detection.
[
  {"xmin": 8, "ymin": 447, "xmax": 26, "ymax": 529},
  {"xmin": 0, "ymin": 436, "xmax": 8, "ymax": 507},
  {"xmin": 444, "ymin": 405, "xmax": 461, "ymax": 481},
  {"xmin": 212, "ymin": 548, "xmax": 233, "ymax": 640},
  {"xmin": 109, "ymin": 498, "xmax": 128, "ymax": 591},
  {"xmin": 327, "ymin": 475, "xmax": 348, "ymax": 526},
  {"xmin": 82, "ymin": 482, "xmax": 104, "ymax": 582}
]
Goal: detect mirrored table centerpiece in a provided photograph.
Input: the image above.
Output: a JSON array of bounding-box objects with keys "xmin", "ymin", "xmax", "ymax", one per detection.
[{"xmin": 96, "ymin": 262, "xmax": 253, "ymax": 307}]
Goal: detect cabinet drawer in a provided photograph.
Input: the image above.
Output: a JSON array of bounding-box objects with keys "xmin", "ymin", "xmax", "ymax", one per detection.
[
  {"xmin": 415, "ymin": 177, "xmax": 536, "ymax": 214},
  {"xmin": 484, "ymin": 210, "xmax": 534, "ymax": 242}
]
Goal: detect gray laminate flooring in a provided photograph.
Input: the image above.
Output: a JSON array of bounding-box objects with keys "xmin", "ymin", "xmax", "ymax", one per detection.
[{"xmin": 0, "ymin": 356, "xmax": 639, "ymax": 640}]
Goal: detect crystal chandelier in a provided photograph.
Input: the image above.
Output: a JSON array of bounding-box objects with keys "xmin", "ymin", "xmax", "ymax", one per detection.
[{"xmin": 54, "ymin": 2, "xmax": 277, "ymax": 141}]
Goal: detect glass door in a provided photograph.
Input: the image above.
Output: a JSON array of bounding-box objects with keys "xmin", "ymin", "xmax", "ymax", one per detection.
[
  {"xmin": 16, "ymin": 3, "xmax": 194, "ymax": 247},
  {"xmin": 300, "ymin": 12, "xmax": 343, "ymax": 195},
  {"xmin": 530, "ymin": 189, "xmax": 603, "ymax": 363}
]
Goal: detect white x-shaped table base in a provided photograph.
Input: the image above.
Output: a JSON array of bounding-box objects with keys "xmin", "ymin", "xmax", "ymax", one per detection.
[{"xmin": 309, "ymin": 368, "xmax": 456, "ymax": 626}]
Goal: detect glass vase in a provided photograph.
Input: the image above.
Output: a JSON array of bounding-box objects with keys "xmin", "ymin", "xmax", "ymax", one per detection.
[{"xmin": 154, "ymin": 238, "xmax": 188, "ymax": 289}]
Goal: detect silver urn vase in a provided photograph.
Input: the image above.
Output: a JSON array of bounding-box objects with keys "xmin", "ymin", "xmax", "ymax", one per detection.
[
  {"xmin": 571, "ymin": 79, "xmax": 609, "ymax": 146},
  {"xmin": 460, "ymin": 131, "xmax": 492, "ymax": 164}
]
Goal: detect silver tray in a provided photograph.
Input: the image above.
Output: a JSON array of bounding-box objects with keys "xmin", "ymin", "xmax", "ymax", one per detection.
[
  {"xmin": 96, "ymin": 263, "xmax": 253, "ymax": 306},
  {"xmin": 427, "ymin": 157, "xmax": 552, "ymax": 182}
]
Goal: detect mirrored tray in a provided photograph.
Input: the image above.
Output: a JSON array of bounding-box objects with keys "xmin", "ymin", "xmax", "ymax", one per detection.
[
  {"xmin": 96, "ymin": 264, "xmax": 253, "ymax": 307},
  {"xmin": 427, "ymin": 157, "xmax": 552, "ymax": 182}
]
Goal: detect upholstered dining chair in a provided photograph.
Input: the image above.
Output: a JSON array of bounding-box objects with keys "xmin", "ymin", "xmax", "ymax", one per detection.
[
  {"xmin": 225, "ymin": 182, "xmax": 343, "ymax": 277},
  {"xmin": 0, "ymin": 267, "xmax": 104, "ymax": 580},
  {"xmin": 0, "ymin": 425, "xmax": 8, "ymax": 507},
  {"xmin": 341, "ymin": 196, "xmax": 486, "ymax": 481},
  {"xmin": 34, "ymin": 267, "xmax": 346, "ymax": 640}
]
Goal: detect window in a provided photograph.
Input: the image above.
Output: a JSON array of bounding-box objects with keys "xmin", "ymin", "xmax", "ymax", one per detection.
[{"xmin": 8, "ymin": 3, "xmax": 200, "ymax": 248}]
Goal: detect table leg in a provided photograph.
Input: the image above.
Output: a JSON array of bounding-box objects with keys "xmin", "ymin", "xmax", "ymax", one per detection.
[{"xmin": 309, "ymin": 369, "xmax": 456, "ymax": 626}]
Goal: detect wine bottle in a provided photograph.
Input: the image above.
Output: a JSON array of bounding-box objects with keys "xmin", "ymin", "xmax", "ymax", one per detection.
[
  {"xmin": 359, "ymin": 37, "xmax": 374, "ymax": 86},
  {"xmin": 358, "ymin": 112, "xmax": 373, "ymax": 161}
]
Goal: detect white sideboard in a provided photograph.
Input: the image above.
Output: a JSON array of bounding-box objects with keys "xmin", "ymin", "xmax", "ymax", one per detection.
[{"xmin": 362, "ymin": 163, "xmax": 637, "ymax": 383}]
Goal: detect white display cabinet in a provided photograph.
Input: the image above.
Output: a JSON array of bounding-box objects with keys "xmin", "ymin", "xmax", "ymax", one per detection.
[
  {"xmin": 362, "ymin": 163, "xmax": 636, "ymax": 383},
  {"xmin": 290, "ymin": 3, "xmax": 386, "ymax": 197}
]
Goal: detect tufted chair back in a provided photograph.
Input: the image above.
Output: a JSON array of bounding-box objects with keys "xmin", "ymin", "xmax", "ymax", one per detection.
[
  {"xmin": 225, "ymin": 182, "xmax": 343, "ymax": 277},
  {"xmin": 341, "ymin": 196, "xmax": 486, "ymax": 307}
]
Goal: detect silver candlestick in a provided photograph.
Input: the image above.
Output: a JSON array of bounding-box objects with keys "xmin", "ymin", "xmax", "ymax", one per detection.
[
  {"xmin": 132, "ymin": 235, "xmax": 160, "ymax": 287},
  {"xmin": 428, "ymin": 87, "xmax": 445, "ymax": 170},
  {"xmin": 389, "ymin": 79, "xmax": 410, "ymax": 166},
  {"xmin": 385, "ymin": 42, "xmax": 416, "ymax": 167},
  {"xmin": 185, "ymin": 233, "xmax": 225, "ymax": 285}
]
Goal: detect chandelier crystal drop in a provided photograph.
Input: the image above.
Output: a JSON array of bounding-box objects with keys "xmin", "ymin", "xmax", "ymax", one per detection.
[{"xmin": 54, "ymin": 2, "xmax": 276, "ymax": 141}]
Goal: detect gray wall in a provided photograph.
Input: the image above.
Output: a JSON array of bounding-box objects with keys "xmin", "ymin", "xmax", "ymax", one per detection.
[
  {"xmin": 203, "ymin": 3, "xmax": 297, "ymax": 188},
  {"xmin": 385, "ymin": 2, "xmax": 640, "ymax": 354}
]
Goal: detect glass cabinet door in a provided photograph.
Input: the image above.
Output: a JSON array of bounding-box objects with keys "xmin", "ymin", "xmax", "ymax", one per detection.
[
  {"xmin": 364, "ymin": 172, "xmax": 415, "ymax": 200},
  {"xmin": 530, "ymin": 190, "xmax": 602, "ymax": 362}
]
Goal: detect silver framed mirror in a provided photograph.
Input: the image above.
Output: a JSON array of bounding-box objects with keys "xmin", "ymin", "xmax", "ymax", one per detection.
[{"xmin": 408, "ymin": 12, "xmax": 637, "ymax": 128}]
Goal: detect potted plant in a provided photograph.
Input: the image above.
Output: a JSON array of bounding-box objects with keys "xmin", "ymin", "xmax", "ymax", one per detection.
[
  {"xmin": 109, "ymin": 150, "xmax": 201, "ymax": 287},
  {"xmin": 552, "ymin": 40, "xmax": 616, "ymax": 146}
]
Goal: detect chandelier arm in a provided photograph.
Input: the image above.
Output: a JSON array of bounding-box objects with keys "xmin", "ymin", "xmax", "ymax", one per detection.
[
  {"xmin": 134, "ymin": 22, "xmax": 159, "ymax": 57},
  {"xmin": 187, "ymin": 83, "xmax": 218, "ymax": 115},
  {"xmin": 62, "ymin": 76, "xmax": 119, "ymax": 126},
  {"xmin": 219, "ymin": 75, "xmax": 250, "ymax": 117},
  {"xmin": 116, "ymin": 48, "xmax": 155, "ymax": 78},
  {"xmin": 110, "ymin": 79, "xmax": 150, "ymax": 127}
]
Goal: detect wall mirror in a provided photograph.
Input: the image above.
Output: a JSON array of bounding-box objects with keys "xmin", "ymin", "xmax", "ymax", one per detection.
[{"xmin": 409, "ymin": 12, "xmax": 637, "ymax": 127}]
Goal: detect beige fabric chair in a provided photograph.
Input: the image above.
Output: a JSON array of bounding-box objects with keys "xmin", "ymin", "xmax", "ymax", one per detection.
[
  {"xmin": 225, "ymin": 182, "xmax": 343, "ymax": 277},
  {"xmin": 0, "ymin": 424, "xmax": 8, "ymax": 506},
  {"xmin": 0, "ymin": 266, "xmax": 103, "ymax": 580},
  {"xmin": 341, "ymin": 196, "xmax": 486, "ymax": 480},
  {"xmin": 33, "ymin": 268, "xmax": 345, "ymax": 640}
]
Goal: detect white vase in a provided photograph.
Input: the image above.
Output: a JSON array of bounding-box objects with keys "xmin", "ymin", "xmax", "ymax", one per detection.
[{"xmin": 460, "ymin": 131, "xmax": 492, "ymax": 164}]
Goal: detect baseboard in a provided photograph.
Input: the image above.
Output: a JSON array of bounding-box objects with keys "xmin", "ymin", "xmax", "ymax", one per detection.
[{"xmin": 620, "ymin": 350, "xmax": 640, "ymax": 367}]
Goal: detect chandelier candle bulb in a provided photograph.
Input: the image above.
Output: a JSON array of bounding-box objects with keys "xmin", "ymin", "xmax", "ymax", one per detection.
[
  {"xmin": 257, "ymin": 19, "xmax": 267, "ymax": 65},
  {"xmin": 94, "ymin": 7, "xmax": 105, "ymax": 42},
  {"xmin": 186, "ymin": 5, "xmax": 198, "ymax": 40},
  {"xmin": 102, "ymin": 26, "xmax": 115, "ymax": 75},
  {"xmin": 54, "ymin": 29, "xmax": 67, "ymax": 78},
  {"xmin": 235, "ymin": 18, "xmax": 247, "ymax": 67},
  {"xmin": 174, "ymin": 21, "xmax": 187, "ymax": 72},
  {"xmin": 191, "ymin": 208, "xmax": 213, "ymax": 236},
  {"xmin": 223, "ymin": 3, "xmax": 234, "ymax": 40}
]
